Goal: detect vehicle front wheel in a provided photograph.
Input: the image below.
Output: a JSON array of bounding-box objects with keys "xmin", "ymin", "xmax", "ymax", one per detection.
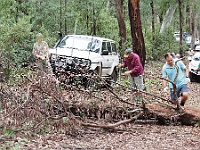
[
  {"xmin": 107, "ymin": 69, "xmax": 118, "ymax": 87},
  {"xmin": 111, "ymin": 69, "xmax": 117, "ymax": 82}
]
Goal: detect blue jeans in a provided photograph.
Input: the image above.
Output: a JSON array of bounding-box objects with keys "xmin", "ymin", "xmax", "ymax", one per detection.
[{"xmin": 170, "ymin": 84, "xmax": 188, "ymax": 100}]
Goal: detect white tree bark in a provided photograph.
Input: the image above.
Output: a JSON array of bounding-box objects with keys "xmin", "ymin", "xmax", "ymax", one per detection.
[{"xmin": 160, "ymin": 5, "xmax": 177, "ymax": 33}]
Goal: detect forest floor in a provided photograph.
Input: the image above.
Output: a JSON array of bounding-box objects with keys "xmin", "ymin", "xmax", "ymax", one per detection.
[{"xmin": 1, "ymin": 60, "xmax": 200, "ymax": 150}]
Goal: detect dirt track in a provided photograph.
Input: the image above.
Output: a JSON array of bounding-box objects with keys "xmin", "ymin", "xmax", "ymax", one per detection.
[{"xmin": 16, "ymin": 123, "xmax": 199, "ymax": 150}]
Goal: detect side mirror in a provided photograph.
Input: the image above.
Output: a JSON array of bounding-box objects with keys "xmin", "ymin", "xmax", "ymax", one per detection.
[
  {"xmin": 102, "ymin": 50, "xmax": 109, "ymax": 55},
  {"xmin": 188, "ymin": 56, "xmax": 192, "ymax": 61}
]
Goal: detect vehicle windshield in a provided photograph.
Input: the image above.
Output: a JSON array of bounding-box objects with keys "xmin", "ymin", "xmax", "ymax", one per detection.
[{"xmin": 58, "ymin": 36, "xmax": 101, "ymax": 53}]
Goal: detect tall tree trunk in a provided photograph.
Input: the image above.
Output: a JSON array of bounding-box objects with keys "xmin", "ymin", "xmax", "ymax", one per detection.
[
  {"xmin": 64, "ymin": 0, "xmax": 67, "ymax": 35},
  {"xmin": 86, "ymin": 1, "xmax": 89, "ymax": 35},
  {"xmin": 150, "ymin": 0, "xmax": 155, "ymax": 60},
  {"xmin": 15, "ymin": 0, "xmax": 19, "ymax": 23},
  {"xmin": 150, "ymin": 0, "xmax": 155, "ymax": 41},
  {"xmin": 186, "ymin": 3, "xmax": 191, "ymax": 34},
  {"xmin": 178, "ymin": 0, "xmax": 183, "ymax": 55},
  {"xmin": 60, "ymin": 0, "xmax": 62, "ymax": 33},
  {"xmin": 159, "ymin": 5, "xmax": 177, "ymax": 33},
  {"xmin": 91, "ymin": 1, "xmax": 97, "ymax": 35},
  {"xmin": 128, "ymin": 0, "xmax": 146, "ymax": 67},
  {"xmin": 191, "ymin": 9, "xmax": 197, "ymax": 49},
  {"xmin": 113, "ymin": 0, "xmax": 126, "ymax": 57}
]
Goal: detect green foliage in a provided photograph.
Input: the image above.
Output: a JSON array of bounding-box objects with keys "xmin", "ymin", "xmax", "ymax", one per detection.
[
  {"xmin": 0, "ymin": 0, "xmax": 198, "ymax": 81},
  {"xmin": 144, "ymin": 26, "xmax": 183, "ymax": 61},
  {"xmin": 4, "ymin": 127, "xmax": 16, "ymax": 138},
  {"xmin": 0, "ymin": 17, "xmax": 32, "ymax": 80}
]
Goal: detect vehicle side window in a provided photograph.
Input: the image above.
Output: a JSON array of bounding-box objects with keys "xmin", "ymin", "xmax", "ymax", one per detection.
[
  {"xmin": 107, "ymin": 42, "xmax": 112, "ymax": 54},
  {"xmin": 102, "ymin": 42, "xmax": 107, "ymax": 51},
  {"xmin": 111, "ymin": 43, "xmax": 117, "ymax": 55},
  {"xmin": 87, "ymin": 40, "xmax": 100, "ymax": 53}
]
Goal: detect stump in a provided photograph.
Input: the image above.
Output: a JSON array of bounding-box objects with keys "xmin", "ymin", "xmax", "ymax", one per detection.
[{"xmin": 146, "ymin": 104, "xmax": 200, "ymax": 126}]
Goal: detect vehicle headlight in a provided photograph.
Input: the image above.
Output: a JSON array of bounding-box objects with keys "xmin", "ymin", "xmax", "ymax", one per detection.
[
  {"xmin": 81, "ymin": 59, "xmax": 87, "ymax": 66},
  {"xmin": 50, "ymin": 54, "xmax": 57, "ymax": 61},
  {"xmin": 66, "ymin": 58, "xmax": 73, "ymax": 64},
  {"xmin": 82, "ymin": 59, "xmax": 91, "ymax": 66},
  {"xmin": 73, "ymin": 58, "xmax": 79, "ymax": 64}
]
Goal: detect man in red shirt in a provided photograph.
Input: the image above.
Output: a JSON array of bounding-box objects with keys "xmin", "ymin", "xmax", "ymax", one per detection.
[{"xmin": 118, "ymin": 49, "xmax": 144, "ymax": 102}]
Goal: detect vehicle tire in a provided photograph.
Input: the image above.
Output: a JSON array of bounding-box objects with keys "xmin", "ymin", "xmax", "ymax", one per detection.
[
  {"xmin": 111, "ymin": 69, "xmax": 117, "ymax": 82},
  {"xmin": 95, "ymin": 64, "xmax": 102, "ymax": 76},
  {"xmin": 105, "ymin": 68, "xmax": 117, "ymax": 87},
  {"xmin": 189, "ymin": 72, "xmax": 195, "ymax": 82}
]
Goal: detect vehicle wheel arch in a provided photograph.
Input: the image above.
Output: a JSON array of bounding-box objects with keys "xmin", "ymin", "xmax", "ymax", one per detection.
[{"xmin": 94, "ymin": 63, "xmax": 102, "ymax": 76}]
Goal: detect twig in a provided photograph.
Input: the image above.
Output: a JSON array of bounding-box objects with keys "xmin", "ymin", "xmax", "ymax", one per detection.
[
  {"xmin": 115, "ymin": 81, "xmax": 171, "ymax": 102},
  {"xmin": 81, "ymin": 113, "xmax": 141, "ymax": 129},
  {"xmin": 0, "ymin": 85, "xmax": 30, "ymax": 121}
]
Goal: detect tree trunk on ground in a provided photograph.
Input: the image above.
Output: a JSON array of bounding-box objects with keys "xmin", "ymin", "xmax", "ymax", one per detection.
[
  {"xmin": 113, "ymin": 0, "xmax": 127, "ymax": 57},
  {"xmin": 146, "ymin": 104, "xmax": 200, "ymax": 126},
  {"xmin": 128, "ymin": 0, "xmax": 146, "ymax": 67}
]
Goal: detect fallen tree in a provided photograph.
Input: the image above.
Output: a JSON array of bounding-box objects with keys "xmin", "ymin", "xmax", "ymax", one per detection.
[{"xmin": 0, "ymin": 64, "xmax": 200, "ymax": 134}]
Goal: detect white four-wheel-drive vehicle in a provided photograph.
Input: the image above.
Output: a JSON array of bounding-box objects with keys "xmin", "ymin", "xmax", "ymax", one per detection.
[
  {"xmin": 188, "ymin": 52, "xmax": 200, "ymax": 82},
  {"xmin": 49, "ymin": 35, "xmax": 120, "ymax": 85}
]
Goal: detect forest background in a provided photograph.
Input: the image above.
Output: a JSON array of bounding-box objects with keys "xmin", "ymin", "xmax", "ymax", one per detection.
[
  {"xmin": 1, "ymin": 1, "xmax": 200, "ymax": 149},
  {"xmin": 0, "ymin": 0, "xmax": 200, "ymax": 80}
]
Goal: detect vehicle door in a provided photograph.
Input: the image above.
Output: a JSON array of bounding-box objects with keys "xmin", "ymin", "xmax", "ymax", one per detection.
[
  {"xmin": 101, "ymin": 41, "xmax": 113, "ymax": 75},
  {"xmin": 110, "ymin": 42, "xmax": 119, "ymax": 67}
]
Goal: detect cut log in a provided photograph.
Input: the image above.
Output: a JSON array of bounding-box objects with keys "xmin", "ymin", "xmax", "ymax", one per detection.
[{"xmin": 146, "ymin": 104, "xmax": 200, "ymax": 126}]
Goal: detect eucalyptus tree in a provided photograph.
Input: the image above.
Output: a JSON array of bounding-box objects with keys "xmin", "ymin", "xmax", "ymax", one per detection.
[
  {"xmin": 185, "ymin": 0, "xmax": 200, "ymax": 49},
  {"xmin": 111, "ymin": 0, "xmax": 126, "ymax": 56},
  {"xmin": 150, "ymin": 0, "xmax": 155, "ymax": 41},
  {"xmin": 128, "ymin": 0, "xmax": 146, "ymax": 67},
  {"xmin": 178, "ymin": 0, "xmax": 184, "ymax": 55},
  {"xmin": 140, "ymin": 0, "xmax": 158, "ymax": 60},
  {"xmin": 159, "ymin": 1, "xmax": 177, "ymax": 34}
]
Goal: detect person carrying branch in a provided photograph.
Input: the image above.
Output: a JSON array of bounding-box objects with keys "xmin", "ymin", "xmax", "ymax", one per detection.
[
  {"xmin": 32, "ymin": 33, "xmax": 53, "ymax": 74},
  {"xmin": 118, "ymin": 49, "xmax": 144, "ymax": 102},
  {"xmin": 162, "ymin": 53, "xmax": 189, "ymax": 106}
]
